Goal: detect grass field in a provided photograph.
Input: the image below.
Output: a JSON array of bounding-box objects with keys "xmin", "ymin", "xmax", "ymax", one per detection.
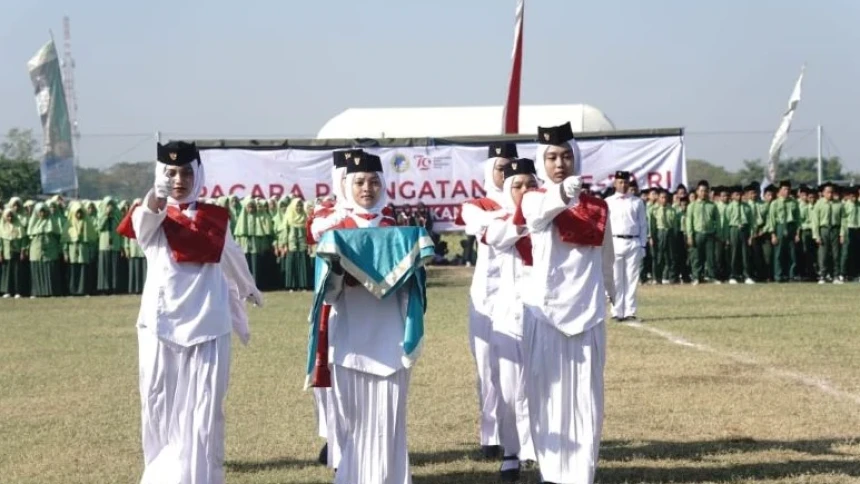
[{"xmin": 3, "ymin": 272, "xmax": 860, "ymax": 484}]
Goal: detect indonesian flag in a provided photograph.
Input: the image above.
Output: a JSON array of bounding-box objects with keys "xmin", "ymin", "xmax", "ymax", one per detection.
[
  {"xmin": 502, "ymin": 0, "xmax": 524, "ymax": 134},
  {"xmin": 766, "ymin": 65, "xmax": 805, "ymax": 183}
]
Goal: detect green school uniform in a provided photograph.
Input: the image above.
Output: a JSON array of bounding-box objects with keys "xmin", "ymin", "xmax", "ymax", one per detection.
[
  {"xmin": 65, "ymin": 202, "xmax": 98, "ymax": 296},
  {"xmin": 811, "ymin": 198, "xmax": 843, "ymax": 279},
  {"xmin": 0, "ymin": 210, "xmax": 28, "ymax": 296},
  {"xmin": 840, "ymin": 199, "xmax": 860, "ymax": 278},
  {"xmin": 650, "ymin": 204, "xmax": 678, "ymax": 282},
  {"xmin": 28, "ymin": 204, "xmax": 63, "ymax": 297},
  {"xmin": 767, "ymin": 197, "xmax": 800, "ymax": 281},
  {"xmin": 724, "ymin": 200, "xmax": 753, "ymax": 281},
  {"xmin": 685, "ymin": 199, "xmax": 721, "ymax": 281}
]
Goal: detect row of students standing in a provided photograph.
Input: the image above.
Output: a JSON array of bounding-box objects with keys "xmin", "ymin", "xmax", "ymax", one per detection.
[
  {"xmin": 461, "ymin": 122, "xmax": 615, "ymax": 484},
  {"xmin": 636, "ymin": 180, "xmax": 860, "ymax": 285},
  {"xmin": 0, "ymin": 196, "xmax": 146, "ymax": 298}
]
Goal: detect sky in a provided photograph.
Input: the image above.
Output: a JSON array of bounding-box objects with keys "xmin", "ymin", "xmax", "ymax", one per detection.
[{"xmin": 1, "ymin": 0, "xmax": 858, "ymax": 171}]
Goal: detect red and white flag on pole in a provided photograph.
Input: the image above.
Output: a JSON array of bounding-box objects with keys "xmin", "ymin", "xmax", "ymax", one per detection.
[{"xmin": 502, "ymin": 0, "xmax": 524, "ymax": 134}]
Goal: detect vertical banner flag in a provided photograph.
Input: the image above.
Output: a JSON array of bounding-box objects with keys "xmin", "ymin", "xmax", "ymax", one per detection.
[
  {"xmin": 765, "ymin": 65, "xmax": 805, "ymax": 184},
  {"xmin": 502, "ymin": 0, "xmax": 524, "ymax": 134},
  {"xmin": 28, "ymin": 40, "xmax": 78, "ymax": 194}
]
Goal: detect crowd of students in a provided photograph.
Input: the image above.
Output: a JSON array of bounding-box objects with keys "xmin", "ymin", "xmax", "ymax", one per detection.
[
  {"xmin": 0, "ymin": 193, "xmax": 441, "ymax": 299},
  {"xmin": 615, "ymin": 180, "xmax": 860, "ymax": 285}
]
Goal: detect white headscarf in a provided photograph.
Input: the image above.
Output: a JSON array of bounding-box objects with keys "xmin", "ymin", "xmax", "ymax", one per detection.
[
  {"xmin": 332, "ymin": 166, "xmax": 347, "ymax": 205},
  {"xmin": 155, "ymin": 158, "xmax": 205, "ymax": 206},
  {"xmin": 501, "ymin": 171, "xmax": 538, "ymax": 213},
  {"xmin": 343, "ymin": 170, "xmax": 388, "ymax": 215},
  {"xmin": 533, "ymin": 139, "xmax": 582, "ymax": 185},
  {"xmin": 483, "ymin": 157, "xmax": 507, "ymax": 204}
]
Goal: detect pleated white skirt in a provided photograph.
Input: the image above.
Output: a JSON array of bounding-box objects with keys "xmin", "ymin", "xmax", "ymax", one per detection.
[
  {"xmin": 523, "ymin": 314, "xmax": 606, "ymax": 484},
  {"xmin": 332, "ymin": 365, "xmax": 412, "ymax": 484},
  {"xmin": 138, "ymin": 329, "xmax": 231, "ymax": 484}
]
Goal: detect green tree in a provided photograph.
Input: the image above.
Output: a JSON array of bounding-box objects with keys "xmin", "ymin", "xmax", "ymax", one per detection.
[
  {"xmin": 0, "ymin": 128, "xmax": 39, "ymax": 163},
  {"xmin": 686, "ymin": 159, "xmax": 742, "ymax": 187},
  {"xmin": 0, "ymin": 128, "xmax": 41, "ymax": 199}
]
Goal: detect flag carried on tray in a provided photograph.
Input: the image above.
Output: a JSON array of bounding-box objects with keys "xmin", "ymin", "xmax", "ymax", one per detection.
[{"xmin": 28, "ymin": 40, "xmax": 78, "ymax": 194}]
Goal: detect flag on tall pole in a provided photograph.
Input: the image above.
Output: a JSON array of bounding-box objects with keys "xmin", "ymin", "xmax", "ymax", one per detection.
[
  {"xmin": 28, "ymin": 40, "xmax": 78, "ymax": 194},
  {"xmin": 765, "ymin": 65, "xmax": 805, "ymax": 184},
  {"xmin": 502, "ymin": 0, "xmax": 524, "ymax": 134}
]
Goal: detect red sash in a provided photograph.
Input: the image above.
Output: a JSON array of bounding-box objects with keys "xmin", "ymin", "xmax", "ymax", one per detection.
[
  {"xmin": 306, "ymin": 202, "xmax": 336, "ymax": 245},
  {"xmin": 479, "ymin": 213, "xmax": 534, "ymax": 266},
  {"xmin": 117, "ymin": 203, "xmax": 230, "ymax": 264},
  {"xmin": 455, "ymin": 198, "xmax": 503, "ymax": 226},
  {"xmin": 513, "ymin": 189, "xmax": 608, "ymax": 247}
]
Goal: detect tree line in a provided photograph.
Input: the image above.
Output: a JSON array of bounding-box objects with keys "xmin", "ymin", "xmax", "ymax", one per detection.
[{"xmin": 1, "ymin": 128, "xmax": 855, "ymax": 201}]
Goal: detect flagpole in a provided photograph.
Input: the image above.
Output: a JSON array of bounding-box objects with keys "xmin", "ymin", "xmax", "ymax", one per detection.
[{"xmin": 817, "ymin": 124, "xmax": 822, "ymax": 185}]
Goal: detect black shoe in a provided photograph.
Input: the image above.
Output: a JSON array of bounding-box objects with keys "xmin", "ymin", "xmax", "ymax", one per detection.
[
  {"xmin": 500, "ymin": 455, "xmax": 521, "ymax": 482},
  {"xmin": 481, "ymin": 445, "xmax": 502, "ymax": 460},
  {"xmin": 317, "ymin": 443, "xmax": 328, "ymax": 466},
  {"xmin": 612, "ymin": 316, "xmax": 624, "ymax": 323},
  {"xmin": 625, "ymin": 315, "xmax": 641, "ymax": 323}
]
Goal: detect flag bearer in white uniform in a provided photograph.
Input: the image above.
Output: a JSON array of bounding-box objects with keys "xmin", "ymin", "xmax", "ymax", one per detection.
[
  {"xmin": 457, "ymin": 142, "xmax": 518, "ymax": 459},
  {"xmin": 305, "ymin": 148, "xmax": 360, "ymax": 468},
  {"xmin": 119, "ymin": 141, "xmax": 262, "ymax": 484},
  {"xmin": 482, "ymin": 158, "xmax": 539, "ymax": 482},
  {"xmin": 512, "ymin": 122, "xmax": 615, "ymax": 484},
  {"xmin": 605, "ymin": 171, "xmax": 648, "ymax": 322},
  {"xmin": 322, "ymin": 153, "xmax": 415, "ymax": 484}
]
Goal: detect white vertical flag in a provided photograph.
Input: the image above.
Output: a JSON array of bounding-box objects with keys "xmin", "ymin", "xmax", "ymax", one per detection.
[{"xmin": 765, "ymin": 65, "xmax": 804, "ymax": 183}]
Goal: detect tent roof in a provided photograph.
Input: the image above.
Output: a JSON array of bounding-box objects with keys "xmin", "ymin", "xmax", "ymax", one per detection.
[{"xmin": 316, "ymin": 104, "xmax": 616, "ymax": 139}]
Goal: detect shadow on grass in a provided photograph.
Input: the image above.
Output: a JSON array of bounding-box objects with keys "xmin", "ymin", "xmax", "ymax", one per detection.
[
  {"xmin": 644, "ymin": 312, "xmax": 815, "ymax": 323},
  {"xmin": 225, "ymin": 456, "xmax": 318, "ymax": 473},
  {"xmin": 602, "ymin": 437, "xmax": 859, "ymax": 461}
]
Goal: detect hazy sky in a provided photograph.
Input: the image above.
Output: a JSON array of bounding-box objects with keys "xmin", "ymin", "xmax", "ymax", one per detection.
[{"xmin": 1, "ymin": 0, "xmax": 858, "ymax": 171}]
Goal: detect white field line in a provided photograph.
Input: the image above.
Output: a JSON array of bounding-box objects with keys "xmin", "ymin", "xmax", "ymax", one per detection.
[{"xmin": 626, "ymin": 322, "xmax": 860, "ymax": 406}]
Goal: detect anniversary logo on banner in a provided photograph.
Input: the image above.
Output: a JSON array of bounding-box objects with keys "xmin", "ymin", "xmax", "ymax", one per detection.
[{"xmin": 199, "ymin": 136, "xmax": 685, "ymax": 232}]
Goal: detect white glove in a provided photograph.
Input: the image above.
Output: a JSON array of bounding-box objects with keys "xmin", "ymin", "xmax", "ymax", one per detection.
[
  {"xmin": 562, "ymin": 176, "xmax": 583, "ymax": 198},
  {"xmin": 154, "ymin": 172, "xmax": 171, "ymax": 199},
  {"xmin": 246, "ymin": 289, "xmax": 264, "ymax": 308}
]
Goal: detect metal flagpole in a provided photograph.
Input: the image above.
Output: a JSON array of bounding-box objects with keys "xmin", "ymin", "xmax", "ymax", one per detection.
[{"xmin": 816, "ymin": 124, "xmax": 823, "ymax": 185}]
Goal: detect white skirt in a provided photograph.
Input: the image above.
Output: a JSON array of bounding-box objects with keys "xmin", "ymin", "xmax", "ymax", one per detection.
[
  {"xmin": 332, "ymin": 365, "xmax": 412, "ymax": 484},
  {"xmin": 468, "ymin": 299, "xmax": 500, "ymax": 446},
  {"xmin": 492, "ymin": 328, "xmax": 535, "ymax": 462},
  {"xmin": 138, "ymin": 329, "xmax": 231, "ymax": 484},
  {"xmin": 523, "ymin": 315, "xmax": 606, "ymax": 484}
]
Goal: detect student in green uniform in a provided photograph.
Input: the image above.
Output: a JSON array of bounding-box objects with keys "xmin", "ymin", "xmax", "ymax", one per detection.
[
  {"xmin": 64, "ymin": 201, "xmax": 97, "ymax": 296},
  {"xmin": 649, "ymin": 189, "xmax": 677, "ymax": 283},
  {"xmin": 796, "ymin": 185, "xmax": 816, "ymax": 280},
  {"xmin": 724, "ymin": 186, "xmax": 755, "ymax": 284},
  {"xmin": 674, "ymin": 194, "xmax": 692, "ymax": 282},
  {"xmin": 125, "ymin": 199, "xmax": 147, "ymax": 294},
  {"xmin": 273, "ymin": 197, "xmax": 292, "ymax": 288},
  {"xmin": 839, "ymin": 186, "xmax": 859, "ymax": 282},
  {"xmin": 754, "ymin": 185, "xmax": 775, "ymax": 282},
  {"xmin": 767, "ymin": 180, "xmax": 800, "ymax": 282},
  {"xmin": 234, "ymin": 197, "xmax": 269, "ymax": 288},
  {"xmin": 713, "ymin": 186, "xmax": 730, "ymax": 281},
  {"xmin": 0, "ymin": 208, "xmax": 28, "ymax": 298},
  {"xmin": 256, "ymin": 198, "xmax": 276, "ymax": 290},
  {"xmin": 811, "ymin": 182, "xmax": 842, "ymax": 284},
  {"xmin": 96, "ymin": 197, "xmax": 123, "ymax": 294},
  {"xmin": 686, "ymin": 180, "xmax": 722, "ymax": 284},
  {"xmin": 282, "ymin": 197, "xmax": 313, "ymax": 291},
  {"xmin": 28, "ymin": 202, "xmax": 64, "ymax": 298}
]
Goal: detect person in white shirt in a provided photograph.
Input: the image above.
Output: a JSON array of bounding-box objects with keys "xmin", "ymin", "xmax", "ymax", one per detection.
[
  {"xmin": 306, "ymin": 148, "xmax": 360, "ymax": 469},
  {"xmin": 322, "ymin": 153, "xmax": 415, "ymax": 484},
  {"xmin": 119, "ymin": 141, "xmax": 262, "ymax": 484},
  {"xmin": 457, "ymin": 142, "xmax": 518, "ymax": 459},
  {"xmin": 513, "ymin": 122, "xmax": 615, "ymax": 484},
  {"xmin": 482, "ymin": 158, "xmax": 539, "ymax": 482},
  {"xmin": 604, "ymin": 170, "xmax": 649, "ymax": 322}
]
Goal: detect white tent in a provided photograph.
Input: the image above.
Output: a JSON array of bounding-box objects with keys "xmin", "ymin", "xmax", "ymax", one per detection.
[{"xmin": 317, "ymin": 104, "xmax": 615, "ymax": 139}]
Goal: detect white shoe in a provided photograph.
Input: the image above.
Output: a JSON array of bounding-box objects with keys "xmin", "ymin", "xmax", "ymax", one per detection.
[
  {"xmin": 661, "ymin": 279, "xmax": 671, "ymax": 285},
  {"xmin": 728, "ymin": 279, "xmax": 738, "ymax": 284},
  {"xmin": 14, "ymin": 294, "xmax": 21, "ymax": 299},
  {"xmin": 692, "ymin": 280, "xmax": 700, "ymax": 286},
  {"xmin": 834, "ymin": 278, "xmax": 845, "ymax": 285},
  {"xmin": 2, "ymin": 294, "xmax": 9, "ymax": 299},
  {"xmin": 818, "ymin": 279, "xmax": 826, "ymax": 285},
  {"xmin": 744, "ymin": 278, "xmax": 756, "ymax": 285},
  {"xmin": 713, "ymin": 280, "xmax": 722, "ymax": 285}
]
